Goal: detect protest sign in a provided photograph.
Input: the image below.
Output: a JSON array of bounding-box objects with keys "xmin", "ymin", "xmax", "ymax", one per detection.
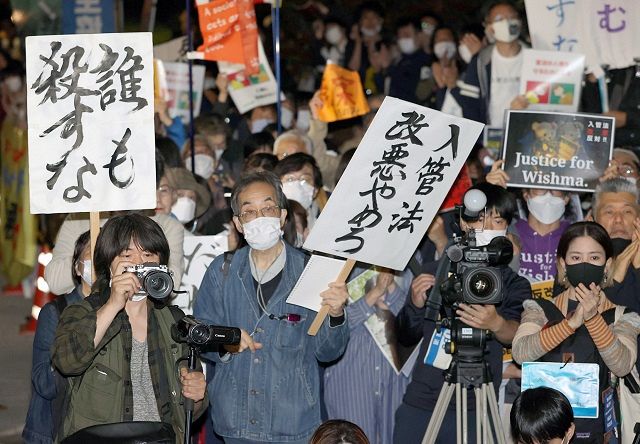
[
  {"xmin": 26, "ymin": 33, "xmax": 156, "ymax": 214},
  {"xmin": 520, "ymin": 49, "xmax": 585, "ymax": 112},
  {"xmin": 502, "ymin": 111, "xmax": 614, "ymax": 193},
  {"xmin": 316, "ymin": 62, "xmax": 370, "ymax": 123},
  {"xmin": 160, "ymin": 62, "xmax": 206, "ymax": 124},
  {"xmin": 219, "ymin": 40, "xmax": 282, "ymax": 114},
  {"xmin": 525, "ymin": 0, "xmax": 581, "ymax": 53},
  {"xmin": 530, "ymin": 279, "xmax": 555, "ymax": 300},
  {"xmin": 194, "ymin": 0, "xmax": 259, "ymax": 74},
  {"xmin": 62, "ymin": 0, "xmax": 115, "ymax": 34},
  {"xmin": 303, "ymin": 96, "xmax": 485, "ymax": 271},
  {"xmin": 175, "ymin": 234, "xmax": 228, "ymax": 314},
  {"xmin": 153, "ymin": 37, "xmax": 188, "ymax": 63}
]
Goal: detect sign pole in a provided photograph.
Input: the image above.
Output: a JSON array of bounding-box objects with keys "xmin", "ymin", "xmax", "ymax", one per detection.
[
  {"xmin": 307, "ymin": 258, "xmax": 356, "ymax": 336},
  {"xmin": 89, "ymin": 211, "xmax": 100, "ymax": 282}
]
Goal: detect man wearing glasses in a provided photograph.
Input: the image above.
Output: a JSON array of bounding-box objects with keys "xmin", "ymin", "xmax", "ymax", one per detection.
[{"xmin": 194, "ymin": 171, "xmax": 349, "ymax": 443}]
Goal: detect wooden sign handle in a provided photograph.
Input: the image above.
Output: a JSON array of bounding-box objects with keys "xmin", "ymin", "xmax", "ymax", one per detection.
[
  {"xmin": 89, "ymin": 212, "xmax": 100, "ymax": 282},
  {"xmin": 307, "ymin": 258, "xmax": 356, "ymax": 336}
]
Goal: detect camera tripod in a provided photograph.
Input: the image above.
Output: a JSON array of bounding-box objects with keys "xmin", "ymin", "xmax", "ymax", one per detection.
[{"xmin": 422, "ymin": 357, "xmax": 506, "ymax": 444}]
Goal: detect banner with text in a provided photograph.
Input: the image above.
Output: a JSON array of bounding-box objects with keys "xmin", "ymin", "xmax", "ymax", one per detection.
[
  {"xmin": 160, "ymin": 62, "xmax": 206, "ymax": 125},
  {"xmin": 317, "ymin": 62, "xmax": 370, "ymax": 122},
  {"xmin": 520, "ymin": 49, "xmax": 585, "ymax": 112},
  {"xmin": 26, "ymin": 33, "xmax": 156, "ymax": 214},
  {"xmin": 303, "ymin": 96, "xmax": 485, "ymax": 270},
  {"xmin": 502, "ymin": 111, "xmax": 614, "ymax": 193}
]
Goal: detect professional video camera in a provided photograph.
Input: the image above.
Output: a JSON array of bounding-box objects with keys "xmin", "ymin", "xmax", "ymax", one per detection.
[
  {"xmin": 171, "ymin": 315, "xmax": 241, "ymax": 348},
  {"xmin": 124, "ymin": 262, "xmax": 174, "ymax": 299}
]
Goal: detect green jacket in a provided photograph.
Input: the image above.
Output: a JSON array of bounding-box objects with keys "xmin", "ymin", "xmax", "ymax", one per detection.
[{"xmin": 53, "ymin": 290, "xmax": 205, "ymax": 442}]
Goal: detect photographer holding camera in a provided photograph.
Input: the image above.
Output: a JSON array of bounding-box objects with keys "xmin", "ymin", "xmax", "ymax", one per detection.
[
  {"xmin": 52, "ymin": 214, "xmax": 206, "ymax": 443},
  {"xmin": 393, "ymin": 183, "xmax": 532, "ymax": 443}
]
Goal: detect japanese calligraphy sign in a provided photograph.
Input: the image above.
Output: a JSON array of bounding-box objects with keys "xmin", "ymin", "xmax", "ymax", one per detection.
[
  {"xmin": 520, "ymin": 49, "xmax": 585, "ymax": 112},
  {"xmin": 316, "ymin": 62, "xmax": 370, "ymax": 123},
  {"xmin": 194, "ymin": 0, "xmax": 259, "ymax": 74},
  {"xmin": 26, "ymin": 33, "xmax": 155, "ymax": 214},
  {"xmin": 175, "ymin": 234, "xmax": 228, "ymax": 314},
  {"xmin": 218, "ymin": 40, "xmax": 282, "ymax": 114},
  {"xmin": 502, "ymin": 111, "xmax": 614, "ymax": 193},
  {"xmin": 156, "ymin": 61, "xmax": 206, "ymax": 125},
  {"xmin": 525, "ymin": 0, "xmax": 581, "ymax": 53},
  {"xmin": 303, "ymin": 96, "xmax": 484, "ymax": 270}
]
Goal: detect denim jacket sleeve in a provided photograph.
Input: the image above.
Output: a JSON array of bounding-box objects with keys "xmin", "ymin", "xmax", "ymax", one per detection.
[
  {"xmin": 32, "ymin": 302, "xmax": 59, "ymax": 400},
  {"xmin": 312, "ymin": 311, "xmax": 349, "ymax": 363}
]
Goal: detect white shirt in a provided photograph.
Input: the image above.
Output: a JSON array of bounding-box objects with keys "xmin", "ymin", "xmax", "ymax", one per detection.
[{"xmin": 489, "ymin": 46, "xmax": 523, "ymax": 128}]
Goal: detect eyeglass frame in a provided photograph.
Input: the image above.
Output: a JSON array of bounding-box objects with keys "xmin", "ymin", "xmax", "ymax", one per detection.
[{"xmin": 236, "ymin": 205, "xmax": 282, "ymax": 223}]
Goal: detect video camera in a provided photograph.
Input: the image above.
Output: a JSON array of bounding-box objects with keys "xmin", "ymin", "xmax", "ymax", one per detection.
[{"xmin": 171, "ymin": 315, "xmax": 241, "ymax": 348}]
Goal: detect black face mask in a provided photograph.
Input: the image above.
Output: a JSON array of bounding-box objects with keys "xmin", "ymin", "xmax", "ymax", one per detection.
[
  {"xmin": 565, "ymin": 262, "xmax": 605, "ymax": 288},
  {"xmin": 611, "ymin": 238, "xmax": 632, "ymax": 257}
]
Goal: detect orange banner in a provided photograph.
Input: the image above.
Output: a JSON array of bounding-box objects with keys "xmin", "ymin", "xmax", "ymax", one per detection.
[
  {"xmin": 317, "ymin": 63, "xmax": 370, "ymax": 123},
  {"xmin": 197, "ymin": 0, "xmax": 259, "ymax": 74}
]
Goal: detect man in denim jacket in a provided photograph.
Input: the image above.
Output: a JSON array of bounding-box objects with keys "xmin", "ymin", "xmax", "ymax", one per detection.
[{"xmin": 195, "ymin": 171, "xmax": 349, "ymax": 443}]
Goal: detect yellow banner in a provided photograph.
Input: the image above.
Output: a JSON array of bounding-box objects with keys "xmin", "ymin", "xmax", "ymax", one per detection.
[
  {"xmin": 531, "ymin": 279, "xmax": 555, "ymax": 300},
  {"xmin": 317, "ymin": 63, "xmax": 370, "ymax": 123}
]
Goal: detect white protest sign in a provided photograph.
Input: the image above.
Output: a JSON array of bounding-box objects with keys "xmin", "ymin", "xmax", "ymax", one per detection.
[
  {"xmin": 303, "ymin": 96, "xmax": 485, "ymax": 270},
  {"xmin": 175, "ymin": 234, "xmax": 228, "ymax": 314},
  {"xmin": 520, "ymin": 49, "xmax": 585, "ymax": 112},
  {"xmin": 218, "ymin": 39, "xmax": 281, "ymax": 114},
  {"xmin": 525, "ymin": 0, "xmax": 581, "ymax": 53},
  {"xmin": 153, "ymin": 36, "xmax": 188, "ymax": 62},
  {"xmin": 26, "ymin": 33, "xmax": 155, "ymax": 214},
  {"xmin": 161, "ymin": 62, "xmax": 205, "ymax": 125},
  {"xmin": 287, "ymin": 255, "xmax": 346, "ymax": 312}
]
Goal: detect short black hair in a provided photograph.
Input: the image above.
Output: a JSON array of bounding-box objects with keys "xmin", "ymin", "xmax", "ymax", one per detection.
[
  {"xmin": 244, "ymin": 152, "xmax": 279, "ymax": 173},
  {"xmin": 273, "ymin": 152, "xmax": 323, "ymax": 190},
  {"xmin": 93, "ymin": 214, "xmax": 170, "ymax": 294},
  {"xmin": 468, "ymin": 182, "xmax": 517, "ymax": 225},
  {"xmin": 556, "ymin": 221, "xmax": 613, "ymax": 261},
  {"xmin": 483, "ymin": 0, "xmax": 520, "ymax": 21},
  {"xmin": 395, "ymin": 16, "xmax": 420, "ymax": 33},
  {"xmin": 72, "ymin": 231, "xmax": 91, "ymax": 286},
  {"xmin": 244, "ymin": 131, "xmax": 275, "ymax": 158},
  {"xmin": 511, "ymin": 387, "xmax": 573, "ymax": 444},
  {"xmin": 356, "ymin": 1, "xmax": 384, "ymax": 21},
  {"xmin": 156, "ymin": 135, "xmax": 183, "ymax": 168}
]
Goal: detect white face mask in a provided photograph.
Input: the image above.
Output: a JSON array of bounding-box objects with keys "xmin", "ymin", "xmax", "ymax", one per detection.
[
  {"xmin": 187, "ymin": 154, "xmax": 215, "ymax": 180},
  {"xmin": 527, "ymin": 193, "xmax": 566, "ymax": 225},
  {"xmin": 492, "ymin": 18, "xmax": 521, "ymax": 43},
  {"xmin": 361, "ymin": 24, "xmax": 382, "ymax": 38},
  {"xmin": 80, "ymin": 259, "xmax": 93, "ymax": 287},
  {"xmin": 296, "ymin": 110, "xmax": 311, "ymax": 132},
  {"xmin": 325, "ymin": 26, "xmax": 343, "ymax": 45},
  {"xmin": 434, "ymin": 41, "xmax": 457, "ymax": 60},
  {"xmin": 397, "ymin": 37, "xmax": 417, "ymax": 55},
  {"xmin": 280, "ymin": 107, "xmax": 294, "ymax": 129},
  {"xmin": 251, "ymin": 118, "xmax": 274, "ymax": 134},
  {"xmin": 421, "ymin": 22, "xmax": 436, "ymax": 37},
  {"xmin": 623, "ymin": 176, "xmax": 638, "ymax": 185},
  {"xmin": 458, "ymin": 43, "xmax": 473, "ymax": 63},
  {"xmin": 242, "ymin": 216, "xmax": 283, "ymax": 251},
  {"xmin": 172, "ymin": 196, "xmax": 197, "ymax": 223},
  {"xmin": 203, "ymin": 76, "xmax": 216, "ymax": 90},
  {"xmin": 282, "ymin": 180, "xmax": 315, "ymax": 209},
  {"xmin": 474, "ymin": 229, "xmax": 507, "ymax": 247}
]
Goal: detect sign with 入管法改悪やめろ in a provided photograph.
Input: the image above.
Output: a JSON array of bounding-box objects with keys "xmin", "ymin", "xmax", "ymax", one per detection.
[
  {"xmin": 26, "ymin": 32, "xmax": 156, "ymax": 214},
  {"xmin": 302, "ymin": 96, "xmax": 485, "ymax": 271},
  {"xmin": 501, "ymin": 110, "xmax": 614, "ymax": 193}
]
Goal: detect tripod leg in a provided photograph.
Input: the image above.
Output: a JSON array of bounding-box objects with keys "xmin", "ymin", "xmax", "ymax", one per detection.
[
  {"xmin": 474, "ymin": 387, "xmax": 482, "ymax": 444},
  {"xmin": 462, "ymin": 386, "xmax": 468, "ymax": 444},
  {"xmin": 456, "ymin": 384, "xmax": 462, "ymax": 444},
  {"xmin": 486, "ymin": 383, "xmax": 507, "ymax": 444},
  {"xmin": 422, "ymin": 383, "xmax": 456, "ymax": 444},
  {"xmin": 482, "ymin": 385, "xmax": 494, "ymax": 444}
]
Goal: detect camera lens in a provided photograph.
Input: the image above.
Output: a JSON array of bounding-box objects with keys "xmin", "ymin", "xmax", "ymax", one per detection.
[
  {"xmin": 143, "ymin": 270, "xmax": 173, "ymax": 299},
  {"xmin": 189, "ymin": 324, "xmax": 212, "ymax": 345},
  {"xmin": 466, "ymin": 270, "xmax": 496, "ymax": 300}
]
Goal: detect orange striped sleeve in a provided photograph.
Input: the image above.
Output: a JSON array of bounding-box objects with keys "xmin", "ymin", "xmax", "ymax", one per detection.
[
  {"xmin": 585, "ymin": 314, "xmax": 615, "ymax": 350},
  {"xmin": 539, "ymin": 319, "xmax": 575, "ymax": 352}
]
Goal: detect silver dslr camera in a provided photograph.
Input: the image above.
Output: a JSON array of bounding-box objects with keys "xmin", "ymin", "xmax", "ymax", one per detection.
[{"xmin": 124, "ymin": 262, "xmax": 174, "ymax": 299}]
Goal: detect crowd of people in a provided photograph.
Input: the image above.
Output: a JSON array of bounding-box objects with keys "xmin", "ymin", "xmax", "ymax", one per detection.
[{"xmin": 11, "ymin": 0, "xmax": 640, "ymax": 443}]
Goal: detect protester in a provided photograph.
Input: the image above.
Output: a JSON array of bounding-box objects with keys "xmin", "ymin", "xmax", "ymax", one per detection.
[
  {"xmin": 193, "ymin": 171, "xmax": 349, "ymax": 443},
  {"xmin": 52, "ymin": 214, "xmax": 206, "ymax": 441},
  {"xmin": 163, "ymin": 167, "xmax": 212, "ymax": 233},
  {"xmin": 347, "ymin": 1, "xmax": 386, "ymax": 90},
  {"xmin": 23, "ymin": 231, "xmax": 91, "ymax": 444},
  {"xmin": 510, "ymin": 387, "xmax": 575, "ymax": 444},
  {"xmin": 512, "ymin": 221, "xmax": 640, "ymax": 442}
]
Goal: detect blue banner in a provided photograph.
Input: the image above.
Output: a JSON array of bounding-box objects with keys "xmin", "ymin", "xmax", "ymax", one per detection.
[{"xmin": 62, "ymin": 0, "xmax": 114, "ymax": 34}]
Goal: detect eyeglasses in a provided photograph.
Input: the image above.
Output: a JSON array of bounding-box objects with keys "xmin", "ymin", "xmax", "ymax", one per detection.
[
  {"xmin": 238, "ymin": 205, "xmax": 281, "ymax": 222},
  {"xmin": 157, "ymin": 185, "xmax": 173, "ymax": 195},
  {"xmin": 617, "ymin": 163, "xmax": 637, "ymax": 177}
]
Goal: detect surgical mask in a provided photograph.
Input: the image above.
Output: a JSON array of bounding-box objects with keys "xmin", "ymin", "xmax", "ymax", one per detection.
[
  {"xmin": 325, "ymin": 26, "xmax": 343, "ymax": 45},
  {"xmin": 187, "ymin": 154, "xmax": 215, "ymax": 180},
  {"xmin": 296, "ymin": 110, "xmax": 311, "ymax": 132},
  {"xmin": 565, "ymin": 262, "xmax": 605, "ymax": 288},
  {"xmin": 611, "ymin": 238, "xmax": 632, "ymax": 257},
  {"xmin": 458, "ymin": 43, "xmax": 473, "ymax": 63},
  {"xmin": 251, "ymin": 118, "xmax": 273, "ymax": 134},
  {"xmin": 474, "ymin": 229, "xmax": 507, "ymax": 247},
  {"xmin": 623, "ymin": 176, "xmax": 638, "ymax": 185},
  {"xmin": 434, "ymin": 41, "xmax": 456, "ymax": 60},
  {"xmin": 527, "ymin": 194, "xmax": 565, "ymax": 225},
  {"xmin": 80, "ymin": 259, "xmax": 93, "ymax": 287},
  {"xmin": 492, "ymin": 18, "xmax": 521, "ymax": 43},
  {"xmin": 280, "ymin": 107, "xmax": 294, "ymax": 129},
  {"xmin": 203, "ymin": 76, "xmax": 216, "ymax": 90},
  {"xmin": 421, "ymin": 22, "xmax": 436, "ymax": 37},
  {"xmin": 282, "ymin": 180, "xmax": 315, "ymax": 209},
  {"xmin": 361, "ymin": 25, "xmax": 381, "ymax": 38},
  {"xmin": 242, "ymin": 216, "xmax": 283, "ymax": 251},
  {"xmin": 172, "ymin": 196, "xmax": 197, "ymax": 223},
  {"xmin": 397, "ymin": 38, "xmax": 417, "ymax": 55}
]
